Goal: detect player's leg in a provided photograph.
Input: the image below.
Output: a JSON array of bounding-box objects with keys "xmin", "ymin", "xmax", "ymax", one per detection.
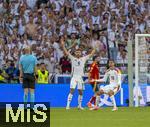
[
  {"xmin": 66, "ymin": 88, "xmax": 75, "ymax": 109},
  {"xmin": 99, "ymin": 84, "xmax": 118, "ymax": 111},
  {"xmin": 108, "ymin": 90, "xmax": 117, "ymax": 111},
  {"xmin": 95, "ymin": 95, "xmax": 100, "ymax": 107},
  {"xmin": 66, "ymin": 77, "xmax": 76, "ymax": 109},
  {"xmin": 87, "ymin": 84, "xmax": 96, "ymax": 108},
  {"xmin": 88, "ymin": 85, "xmax": 100, "ymax": 108},
  {"xmin": 108, "ymin": 86, "xmax": 120, "ymax": 111},
  {"xmin": 77, "ymin": 79, "xmax": 85, "ymax": 110},
  {"xmin": 95, "ymin": 89, "xmax": 104, "ymax": 109},
  {"xmin": 90, "ymin": 89, "xmax": 104, "ymax": 110},
  {"xmin": 23, "ymin": 74, "xmax": 29, "ymax": 109},
  {"xmin": 29, "ymin": 88, "xmax": 35, "ymax": 109},
  {"xmin": 89, "ymin": 95, "xmax": 96, "ymax": 104},
  {"xmin": 78, "ymin": 89, "xmax": 84, "ymax": 110},
  {"xmin": 29, "ymin": 74, "xmax": 36, "ymax": 109},
  {"xmin": 87, "ymin": 95, "xmax": 96, "ymax": 108},
  {"xmin": 24, "ymin": 88, "xmax": 28, "ymax": 109},
  {"xmin": 95, "ymin": 84, "xmax": 100, "ymax": 107}
]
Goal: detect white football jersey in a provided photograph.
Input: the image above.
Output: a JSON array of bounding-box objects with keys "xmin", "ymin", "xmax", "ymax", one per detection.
[
  {"xmin": 103, "ymin": 68, "xmax": 122, "ymax": 86},
  {"xmin": 68, "ymin": 54, "xmax": 90, "ymax": 77}
]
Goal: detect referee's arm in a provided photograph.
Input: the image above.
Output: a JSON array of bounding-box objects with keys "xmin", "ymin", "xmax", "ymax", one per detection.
[
  {"xmin": 34, "ymin": 65, "xmax": 38, "ymax": 81},
  {"xmin": 19, "ymin": 64, "xmax": 23, "ymax": 83}
]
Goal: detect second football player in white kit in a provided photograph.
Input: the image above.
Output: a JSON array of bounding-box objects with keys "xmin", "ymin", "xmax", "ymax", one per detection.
[
  {"xmin": 91, "ymin": 59, "xmax": 122, "ymax": 111},
  {"xmin": 61, "ymin": 38, "xmax": 96, "ymax": 110}
]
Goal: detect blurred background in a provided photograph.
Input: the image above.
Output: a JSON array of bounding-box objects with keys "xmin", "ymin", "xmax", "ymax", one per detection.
[{"xmin": 0, "ymin": 0, "xmax": 149, "ymax": 84}]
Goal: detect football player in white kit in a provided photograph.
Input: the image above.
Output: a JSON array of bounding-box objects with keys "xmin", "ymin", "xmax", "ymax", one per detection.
[
  {"xmin": 61, "ymin": 38, "xmax": 96, "ymax": 110},
  {"xmin": 91, "ymin": 59, "xmax": 121, "ymax": 111}
]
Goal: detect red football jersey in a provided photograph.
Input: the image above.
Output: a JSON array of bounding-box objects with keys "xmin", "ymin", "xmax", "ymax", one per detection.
[{"xmin": 89, "ymin": 61, "xmax": 99, "ymax": 84}]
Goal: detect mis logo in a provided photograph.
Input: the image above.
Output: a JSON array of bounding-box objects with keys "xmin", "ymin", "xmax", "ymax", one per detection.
[{"xmin": 0, "ymin": 102, "xmax": 50, "ymax": 127}]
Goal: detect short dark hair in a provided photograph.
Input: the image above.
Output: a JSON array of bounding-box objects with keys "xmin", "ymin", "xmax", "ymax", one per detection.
[
  {"xmin": 123, "ymin": 49, "xmax": 127, "ymax": 52},
  {"xmin": 40, "ymin": 63, "xmax": 45, "ymax": 65},
  {"xmin": 106, "ymin": 59, "xmax": 115, "ymax": 69},
  {"xmin": 92, "ymin": 55, "xmax": 98, "ymax": 61},
  {"xmin": 108, "ymin": 59, "xmax": 115, "ymax": 63}
]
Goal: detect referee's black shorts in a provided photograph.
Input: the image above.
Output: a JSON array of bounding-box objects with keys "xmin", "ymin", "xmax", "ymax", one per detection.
[{"xmin": 23, "ymin": 73, "xmax": 35, "ymax": 89}]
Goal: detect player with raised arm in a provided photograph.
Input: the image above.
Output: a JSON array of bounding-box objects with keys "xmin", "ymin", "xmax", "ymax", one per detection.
[
  {"xmin": 61, "ymin": 38, "xmax": 96, "ymax": 110},
  {"xmin": 91, "ymin": 59, "xmax": 121, "ymax": 111}
]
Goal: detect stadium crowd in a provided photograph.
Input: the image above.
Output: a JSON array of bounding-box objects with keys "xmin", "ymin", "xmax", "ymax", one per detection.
[{"xmin": 0, "ymin": 0, "xmax": 149, "ymax": 83}]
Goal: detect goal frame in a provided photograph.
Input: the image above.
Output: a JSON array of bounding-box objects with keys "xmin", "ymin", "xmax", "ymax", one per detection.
[{"xmin": 135, "ymin": 34, "xmax": 150, "ymax": 107}]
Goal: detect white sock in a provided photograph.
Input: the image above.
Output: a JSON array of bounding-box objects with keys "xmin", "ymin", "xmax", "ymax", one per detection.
[
  {"xmin": 96, "ymin": 96, "xmax": 100, "ymax": 107},
  {"xmin": 78, "ymin": 95, "xmax": 83, "ymax": 108},
  {"xmin": 110, "ymin": 95, "xmax": 116, "ymax": 108},
  {"xmin": 99, "ymin": 95, "xmax": 108, "ymax": 107},
  {"xmin": 67, "ymin": 93, "xmax": 73, "ymax": 108}
]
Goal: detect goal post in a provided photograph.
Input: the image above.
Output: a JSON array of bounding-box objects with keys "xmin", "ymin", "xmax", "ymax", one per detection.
[
  {"xmin": 128, "ymin": 33, "xmax": 133, "ymax": 107},
  {"xmin": 135, "ymin": 34, "xmax": 150, "ymax": 107}
]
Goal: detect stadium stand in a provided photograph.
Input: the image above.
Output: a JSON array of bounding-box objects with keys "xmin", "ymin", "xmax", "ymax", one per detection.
[{"xmin": 0, "ymin": 0, "xmax": 149, "ymax": 83}]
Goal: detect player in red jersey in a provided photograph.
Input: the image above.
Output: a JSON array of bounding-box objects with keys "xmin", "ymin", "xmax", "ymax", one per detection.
[{"xmin": 87, "ymin": 56, "xmax": 100, "ymax": 109}]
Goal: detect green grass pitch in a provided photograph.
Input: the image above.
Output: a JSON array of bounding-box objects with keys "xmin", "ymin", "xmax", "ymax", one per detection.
[{"xmin": 51, "ymin": 107, "xmax": 150, "ymax": 127}]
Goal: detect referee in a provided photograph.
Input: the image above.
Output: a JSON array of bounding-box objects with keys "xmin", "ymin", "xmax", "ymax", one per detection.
[{"xmin": 19, "ymin": 46, "xmax": 37, "ymax": 109}]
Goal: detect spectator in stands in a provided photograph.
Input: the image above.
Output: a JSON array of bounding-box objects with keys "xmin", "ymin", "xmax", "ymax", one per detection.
[
  {"xmin": 0, "ymin": 0, "xmax": 149, "ymax": 81},
  {"xmin": 0, "ymin": 41, "xmax": 3, "ymax": 68},
  {"xmin": 26, "ymin": 0, "xmax": 37, "ymax": 9},
  {"xmin": 117, "ymin": 44, "xmax": 127, "ymax": 60},
  {"xmin": 66, "ymin": 32, "xmax": 80, "ymax": 50},
  {"xmin": 37, "ymin": 63, "xmax": 49, "ymax": 84},
  {"xmin": 5, "ymin": 61, "xmax": 19, "ymax": 83},
  {"xmin": 0, "ymin": 1, "xmax": 7, "ymax": 14},
  {"xmin": 117, "ymin": 49, "xmax": 128, "ymax": 64},
  {"xmin": 0, "ymin": 68, "xmax": 8, "ymax": 83},
  {"xmin": 91, "ymin": 32, "xmax": 101, "ymax": 52},
  {"xmin": 108, "ymin": 24, "xmax": 118, "ymax": 61},
  {"xmin": 52, "ymin": 35, "xmax": 63, "ymax": 62},
  {"xmin": 43, "ymin": 48, "xmax": 56, "ymax": 74},
  {"xmin": 99, "ymin": 50, "xmax": 108, "ymax": 74},
  {"xmin": 117, "ymin": 49, "xmax": 128, "ymax": 74},
  {"xmin": 59, "ymin": 53, "xmax": 71, "ymax": 74},
  {"xmin": 25, "ymin": 15, "xmax": 37, "ymax": 40},
  {"xmin": 100, "ymin": 50, "xmax": 108, "ymax": 64}
]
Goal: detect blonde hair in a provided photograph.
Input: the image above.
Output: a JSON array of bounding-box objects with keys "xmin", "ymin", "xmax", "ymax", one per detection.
[{"xmin": 24, "ymin": 46, "xmax": 31, "ymax": 54}]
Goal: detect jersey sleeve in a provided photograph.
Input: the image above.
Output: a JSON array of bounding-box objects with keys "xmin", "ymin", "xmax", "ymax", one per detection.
[
  {"xmin": 82, "ymin": 55, "xmax": 90, "ymax": 62},
  {"xmin": 102, "ymin": 71, "xmax": 109, "ymax": 82}
]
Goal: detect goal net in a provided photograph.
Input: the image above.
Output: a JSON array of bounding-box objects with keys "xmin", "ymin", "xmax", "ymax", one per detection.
[{"xmin": 135, "ymin": 34, "xmax": 150, "ymax": 107}]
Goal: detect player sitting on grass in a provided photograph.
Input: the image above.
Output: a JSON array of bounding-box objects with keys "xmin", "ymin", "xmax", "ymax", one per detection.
[
  {"xmin": 61, "ymin": 37, "xmax": 96, "ymax": 110},
  {"xmin": 87, "ymin": 56, "xmax": 100, "ymax": 109},
  {"xmin": 91, "ymin": 59, "xmax": 121, "ymax": 111}
]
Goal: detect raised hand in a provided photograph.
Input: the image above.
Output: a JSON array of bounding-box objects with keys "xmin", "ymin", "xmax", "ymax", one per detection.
[
  {"xmin": 60, "ymin": 36, "xmax": 65, "ymax": 46},
  {"xmin": 60, "ymin": 36, "xmax": 69, "ymax": 56}
]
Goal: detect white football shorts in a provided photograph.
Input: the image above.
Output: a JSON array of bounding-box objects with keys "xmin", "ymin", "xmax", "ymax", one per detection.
[
  {"xmin": 70, "ymin": 76, "xmax": 85, "ymax": 90},
  {"xmin": 101, "ymin": 84, "xmax": 120, "ymax": 94}
]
